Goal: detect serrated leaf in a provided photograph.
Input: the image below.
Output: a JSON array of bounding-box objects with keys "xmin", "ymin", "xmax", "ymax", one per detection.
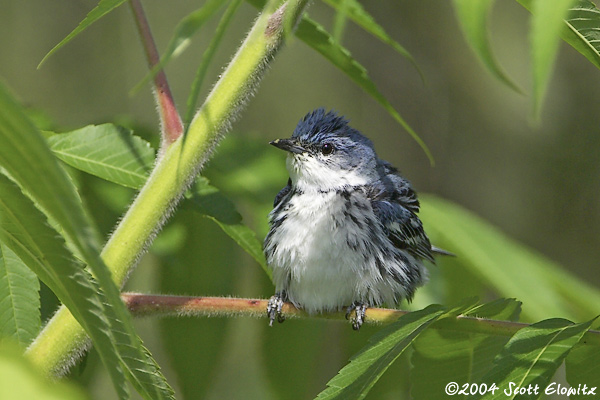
[
  {"xmin": 477, "ymin": 318, "xmax": 596, "ymax": 400},
  {"xmin": 48, "ymin": 124, "xmax": 155, "ymax": 189},
  {"xmin": 315, "ymin": 304, "xmax": 445, "ymax": 400},
  {"xmin": 452, "ymin": 0, "xmax": 522, "ymax": 93},
  {"xmin": 563, "ymin": 1, "xmax": 600, "ymax": 69},
  {"xmin": 0, "ymin": 343, "xmax": 87, "ymax": 400},
  {"xmin": 132, "ymin": 0, "xmax": 225, "ymax": 95},
  {"xmin": 323, "ymin": 0, "xmax": 423, "ymax": 80},
  {"xmin": 516, "ymin": 0, "xmax": 600, "ymax": 71},
  {"xmin": 419, "ymin": 195, "xmax": 600, "ymax": 321},
  {"xmin": 530, "ymin": 0, "xmax": 577, "ymax": 116},
  {"xmin": 185, "ymin": 177, "xmax": 270, "ymax": 278},
  {"xmin": 411, "ymin": 299, "xmax": 522, "ymax": 400},
  {"xmin": 0, "ymin": 173, "xmax": 128, "ymax": 399},
  {"xmin": 565, "ymin": 341, "xmax": 600, "ymax": 400},
  {"xmin": 0, "ymin": 82, "xmax": 174, "ymax": 400},
  {"xmin": 0, "ymin": 243, "xmax": 40, "ymax": 346},
  {"xmin": 38, "ymin": 0, "xmax": 128, "ymax": 68}
]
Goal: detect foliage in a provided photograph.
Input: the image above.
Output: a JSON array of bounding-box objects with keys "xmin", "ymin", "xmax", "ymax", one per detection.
[{"xmin": 0, "ymin": 0, "xmax": 599, "ymax": 399}]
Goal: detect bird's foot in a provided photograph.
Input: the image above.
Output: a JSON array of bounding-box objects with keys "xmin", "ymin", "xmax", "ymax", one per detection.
[
  {"xmin": 345, "ymin": 302, "xmax": 367, "ymax": 330},
  {"xmin": 267, "ymin": 293, "xmax": 286, "ymax": 326}
]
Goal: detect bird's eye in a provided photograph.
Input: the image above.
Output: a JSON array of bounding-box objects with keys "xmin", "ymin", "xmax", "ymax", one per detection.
[{"xmin": 321, "ymin": 143, "xmax": 334, "ymax": 155}]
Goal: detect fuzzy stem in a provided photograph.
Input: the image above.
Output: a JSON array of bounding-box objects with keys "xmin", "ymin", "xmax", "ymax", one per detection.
[
  {"xmin": 129, "ymin": 0, "xmax": 183, "ymax": 146},
  {"xmin": 121, "ymin": 293, "xmax": 600, "ymax": 346},
  {"xmin": 26, "ymin": 0, "xmax": 310, "ymax": 374}
]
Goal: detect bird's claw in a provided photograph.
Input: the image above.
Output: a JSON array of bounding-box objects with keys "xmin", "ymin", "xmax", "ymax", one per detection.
[
  {"xmin": 346, "ymin": 302, "xmax": 367, "ymax": 330},
  {"xmin": 267, "ymin": 294, "xmax": 285, "ymax": 326}
]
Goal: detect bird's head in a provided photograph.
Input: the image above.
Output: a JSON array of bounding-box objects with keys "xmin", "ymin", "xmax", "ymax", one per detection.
[{"xmin": 270, "ymin": 109, "xmax": 379, "ymax": 191}]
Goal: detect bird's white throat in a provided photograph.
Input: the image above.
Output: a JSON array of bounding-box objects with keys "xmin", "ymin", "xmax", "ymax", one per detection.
[{"xmin": 286, "ymin": 154, "xmax": 370, "ymax": 191}]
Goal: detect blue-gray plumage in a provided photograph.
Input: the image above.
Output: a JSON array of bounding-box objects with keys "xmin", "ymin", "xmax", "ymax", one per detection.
[{"xmin": 264, "ymin": 109, "xmax": 447, "ymax": 330}]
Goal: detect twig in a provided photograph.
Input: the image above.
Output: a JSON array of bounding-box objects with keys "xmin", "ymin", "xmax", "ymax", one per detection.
[
  {"xmin": 121, "ymin": 293, "xmax": 600, "ymax": 345},
  {"xmin": 129, "ymin": 0, "xmax": 183, "ymax": 146}
]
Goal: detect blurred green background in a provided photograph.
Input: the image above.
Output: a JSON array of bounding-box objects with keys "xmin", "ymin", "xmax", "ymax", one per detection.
[{"xmin": 1, "ymin": 1, "xmax": 599, "ymax": 399}]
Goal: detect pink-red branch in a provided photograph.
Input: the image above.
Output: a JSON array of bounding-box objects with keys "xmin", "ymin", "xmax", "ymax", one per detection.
[
  {"xmin": 121, "ymin": 293, "xmax": 600, "ymax": 345},
  {"xmin": 129, "ymin": 0, "xmax": 183, "ymax": 145}
]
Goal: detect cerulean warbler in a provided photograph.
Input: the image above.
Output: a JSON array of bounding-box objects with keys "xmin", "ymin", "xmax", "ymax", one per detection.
[{"xmin": 264, "ymin": 109, "xmax": 448, "ymax": 330}]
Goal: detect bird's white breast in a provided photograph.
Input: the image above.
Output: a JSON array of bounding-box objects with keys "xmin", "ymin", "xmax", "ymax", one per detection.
[{"xmin": 266, "ymin": 189, "xmax": 398, "ymax": 313}]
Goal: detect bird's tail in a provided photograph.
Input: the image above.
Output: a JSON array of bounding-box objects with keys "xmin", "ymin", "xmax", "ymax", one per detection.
[{"xmin": 431, "ymin": 245, "xmax": 456, "ymax": 257}]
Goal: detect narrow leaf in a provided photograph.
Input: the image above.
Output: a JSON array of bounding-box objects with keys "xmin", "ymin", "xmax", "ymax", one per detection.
[
  {"xmin": 452, "ymin": 0, "xmax": 522, "ymax": 92},
  {"xmin": 316, "ymin": 304, "xmax": 445, "ymax": 400},
  {"xmin": 295, "ymin": 16, "xmax": 434, "ymax": 164},
  {"xmin": 0, "ymin": 82, "xmax": 174, "ymax": 399},
  {"xmin": 530, "ymin": 0, "xmax": 577, "ymax": 116},
  {"xmin": 185, "ymin": 0, "xmax": 244, "ymax": 124},
  {"xmin": 478, "ymin": 318, "xmax": 596, "ymax": 400},
  {"xmin": 563, "ymin": 1, "xmax": 600, "ymax": 70},
  {"xmin": 419, "ymin": 195, "xmax": 600, "ymax": 321},
  {"xmin": 0, "ymin": 243, "xmax": 40, "ymax": 346},
  {"xmin": 132, "ymin": 0, "xmax": 225, "ymax": 94},
  {"xmin": 185, "ymin": 177, "xmax": 270, "ymax": 277},
  {"xmin": 38, "ymin": 0, "xmax": 127, "ymax": 67},
  {"xmin": 323, "ymin": 0, "xmax": 423, "ymax": 80},
  {"xmin": 565, "ymin": 340, "xmax": 600, "ymax": 400},
  {"xmin": 246, "ymin": 0, "xmax": 432, "ymax": 163},
  {"xmin": 516, "ymin": 0, "xmax": 600, "ymax": 71},
  {"xmin": 331, "ymin": 0, "xmax": 349, "ymax": 43},
  {"xmin": 411, "ymin": 299, "xmax": 522, "ymax": 400},
  {"xmin": 0, "ymin": 173, "xmax": 128, "ymax": 398},
  {"xmin": 48, "ymin": 124, "xmax": 155, "ymax": 189}
]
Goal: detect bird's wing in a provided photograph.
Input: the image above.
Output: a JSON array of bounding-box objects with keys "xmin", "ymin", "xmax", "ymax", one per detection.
[
  {"xmin": 273, "ymin": 178, "xmax": 293, "ymax": 208},
  {"xmin": 371, "ymin": 199, "xmax": 435, "ymax": 262},
  {"xmin": 368, "ymin": 162, "xmax": 434, "ymax": 262}
]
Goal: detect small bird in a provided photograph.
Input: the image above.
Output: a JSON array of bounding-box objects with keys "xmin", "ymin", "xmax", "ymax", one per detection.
[{"xmin": 264, "ymin": 109, "xmax": 446, "ymax": 330}]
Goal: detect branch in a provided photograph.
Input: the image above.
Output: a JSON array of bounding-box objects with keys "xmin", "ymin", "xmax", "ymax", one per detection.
[
  {"xmin": 129, "ymin": 0, "xmax": 183, "ymax": 147},
  {"xmin": 121, "ymin": 293, "xmax": 600, "ymax": 346}
]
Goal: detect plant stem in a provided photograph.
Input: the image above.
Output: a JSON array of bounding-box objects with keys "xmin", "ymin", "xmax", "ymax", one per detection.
[
  {"xmin": 25, "ymin": 0, "xmax": 311, "ymax": 375},
  {"xmin": 121, "ymin": 293, "xmax": 600, "ymax": 346},
  {"xmin": 129, "ymin": 0, "xmax": 183, "ymax": 146}
]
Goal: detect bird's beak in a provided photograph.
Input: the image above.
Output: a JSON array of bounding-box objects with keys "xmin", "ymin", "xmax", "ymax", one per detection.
[{"xmin": 270, "ymin": 138, "xmax": 306, "ymax": 154}]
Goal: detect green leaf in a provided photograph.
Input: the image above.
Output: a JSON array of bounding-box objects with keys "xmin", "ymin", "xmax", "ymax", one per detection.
[
  {"xmin": 185, "ymin": 177, "xmax": 270, "ymax": 278},
  {"xmin": 411, "ymin": 299, "xmax": 521, "ymax": 400},
  {"xmin": 246, "ymin": 0, "xmax": 432, "ymax": 163},
  {"xmin": 132, "ymin": 0, "xmax": 226, "ymax": 95},
  {"xmin": 0, "ymin": 243, "xmax": 40, "ymax": 346},
  {"xmin": 478, "ymin": 317, "xmax": 596, "ymax": 400},
  {"xmin": 48, "ymin": 124, "xmax": 155, "ymax": 189},
  {"xmin": 295, "ymin": 16, "xmax": 433, "ymax": 164},
  {"xmin": 516, "ymin": 0, "xmax": 600, "ymax": 70},
  {"xmin": 185, "ymin": 0, "xmax": 244, "ymax": 124},
  {"xmin": 38, "ymin": 0, "xmax": 128, "ymax": 68},
  {"xmin": 0, "ymin": 342, "xmax": 87, "ymax": 400},
  {"xmin": 452, "ymin": 0, "xmax": 522, "ymax": 93},
  {"xmin": 47, "ymin": 123, "xmax": 267, "ymax": 279},
  {"xmin": 315, "ymin": 304, "xmax": 445, "ymax": 400},
  {"xmin": 323, "ymin": 0, "xmax": 423, "ymax": 81},
  {"xmin": 0, "ymin": 82, "xmax": 174, "ymax": 399},
  {"xmin": 530, "ymin": 0, "xmax": 577, "ymax": 116},
  {"xmin": 0, "ymin": 173, "xmax": 128, "ymax": 398},
  {"xmin": 464, "ymin": 298, "xmax": 522, "ymax": 322},
  {"xmin": 565, "ymin": 339, "xmax": 600, "ymax": 400},
  {"xmin": 419, "ymin": 195, "xmax": 600, "ymax": 321},
  {"xmin": 563, "ymin": 1, "xmax": 600, "ymax": 70}
]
